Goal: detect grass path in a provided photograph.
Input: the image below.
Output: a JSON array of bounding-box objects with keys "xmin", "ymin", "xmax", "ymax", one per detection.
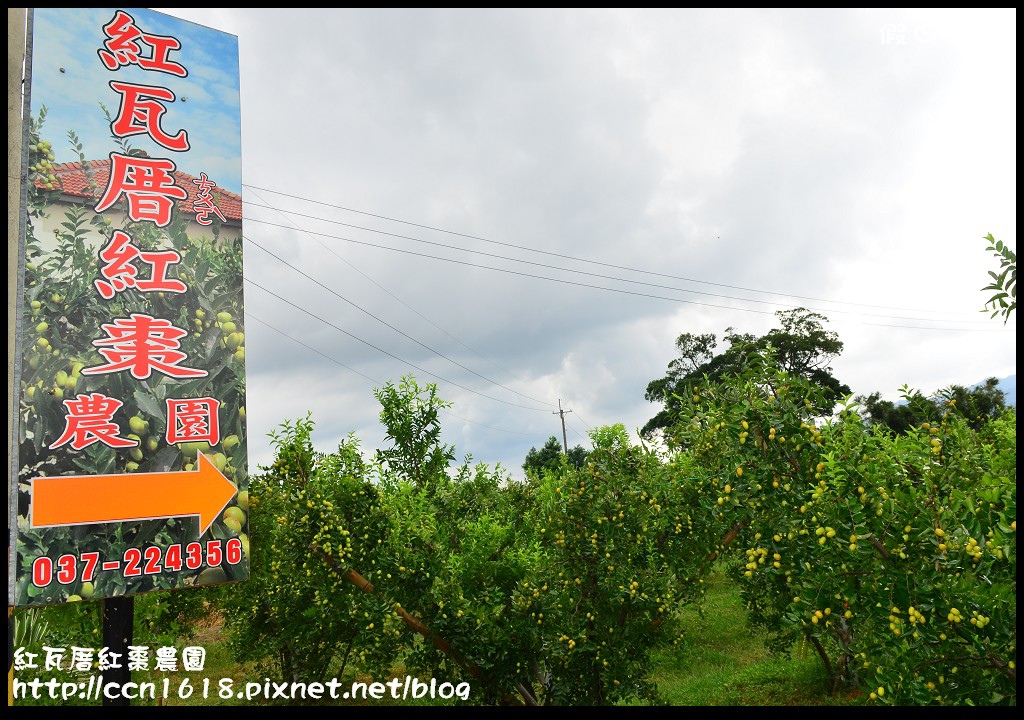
[{"xmin": 651, "ymin": 569, "xmax": 858, "ymax": 706}]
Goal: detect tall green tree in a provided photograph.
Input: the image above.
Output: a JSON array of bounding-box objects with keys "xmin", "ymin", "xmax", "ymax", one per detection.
[
  {"xmin": 523, "ymin": 435, "xmax": 589, "ymax": 478},
  {"xmin": 937, "ymin": 377, "xmax": 1008, "ymax": 429},
  {"xmin": 374, "ymin": 375, "xmax": 456, "ymax": 487},
  {"xmin": 854, "ymin": 388, "xmax": 937, "ymax": 435},
  {"xmin": 643, "ymin": 307, "xmax": 850, "ymax": 438},
  {"xmin": 856, "ymin": 377, "xmax": 1007, "ymax": 435}
]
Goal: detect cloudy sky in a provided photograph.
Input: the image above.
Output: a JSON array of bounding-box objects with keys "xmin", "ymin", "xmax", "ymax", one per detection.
[{"xmin": 42, "ymin": 8, "xmax": 1017, "ymax": 478}]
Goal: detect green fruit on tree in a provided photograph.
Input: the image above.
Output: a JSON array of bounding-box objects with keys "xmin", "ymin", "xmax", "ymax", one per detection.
[
  {"xmin": 226, "ymin": 332, "xmax": 244, "ymax": 350},
  {"xmin": 223, "ymin": 517, "xmax": 242, "ymax": 533},
  {"xmin": 67, "ymin": 595, "xmax": 83, "ymax": 602},
  {"xmin": 233, "ymin": 348, "xmax": 245, "ymax": 363},
  {"xmin": 36, "ymin": 321, "xmax": 48, "ymax": 334},
  {"xmin": 129, "ymin": 416, "xmax": 149, "ymax": 435},
  {"xmin": 222, "ymin": 434, "xmax": 240, "ymax": 451},
  {"xmin": 216, "ymin": 311, "xmax": 232, "ymax": 324},
  {"xmin": 220, "ymin": 321, "xmax": 237, "ymax": 335},
  {"xmin": 236, "ymin": 490, "xmax": 249, "ymax": 511},
  {"xmin": 80, "ymin": 582, "xmax": 95, "ymax": 598},
  {"xmin": 129, "ymin": 447, "xmax": 144, "ymax": 462},
  {"xmin": 146, "ymin": 436, "xmax": 160, "ymax": 453}
]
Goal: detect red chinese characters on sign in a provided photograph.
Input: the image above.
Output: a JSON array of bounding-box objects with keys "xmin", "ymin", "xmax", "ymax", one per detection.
[
  {"xmin": 81, "ymin": 313, "xmax": 207, "ymax": 380},
  {"xmin": 108, "ymin": 81, "xmax": 189, "ymax": 152},
  {"xmin": 98, "ymin": 10, "xmax": 187, "ymax": 77},
  {"xmin": 49, "ymin": 393, "xmax": 138, "ymax": 451},
  {"xmin": 94, "ymin": 153, "xmax": 187, "ymax": 227},
  {"xmin": 94, "ymin": 230, "xmax": 187, "ymax": 299},
  {"xmin": 191, "ymin": 173, "xmax": 227, "ymax": 226},
  {"xmin": 165, "ymin": 398, "xmax": 221, "ymax": 446}
]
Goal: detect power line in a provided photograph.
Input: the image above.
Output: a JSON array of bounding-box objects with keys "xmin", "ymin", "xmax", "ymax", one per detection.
[
  {"xmin": 245, "ymin": 235, "xmax": 555, "ymax": 408},
  {"xmin": 248, "ymin": 311, "xmax": 552, "ymax": 440},
  {"xmin": 244, "ymin": 278, "xmax": 552, "ymax": 412},
  {"xmin": 243, "ymin": 183, "xmax": 982, "ymax": 318},
  {"xmin": 246, "ymin": 219, "xmax": 778, "ymax": 315},
  {"xmin": 244, "ymin": 217, "xmax": 1007, "ymax": 329},
  {"xmin": 246, "ymin": 186, "xmax": 535, "ymax": 390}
]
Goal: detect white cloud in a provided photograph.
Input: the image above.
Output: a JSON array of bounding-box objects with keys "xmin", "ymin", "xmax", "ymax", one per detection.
[{"xmin": 146, "ymin": 8, "xmax": 1015, "ymax": 476}]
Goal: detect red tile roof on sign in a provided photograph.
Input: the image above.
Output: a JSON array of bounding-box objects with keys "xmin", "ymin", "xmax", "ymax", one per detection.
[{"xmin": 36, "ymin": 158, "xmax": 243, "ymax": 223}]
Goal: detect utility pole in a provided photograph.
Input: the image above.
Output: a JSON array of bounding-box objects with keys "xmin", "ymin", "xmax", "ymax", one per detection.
[{"xmin": 553, "ymin": 399, "xmax": 571, "ymax": 454}]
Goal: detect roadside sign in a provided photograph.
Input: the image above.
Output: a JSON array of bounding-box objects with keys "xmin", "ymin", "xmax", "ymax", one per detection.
[{"xmin": 10, "ymin": 7, "xmax": 247, "ymax": 607}]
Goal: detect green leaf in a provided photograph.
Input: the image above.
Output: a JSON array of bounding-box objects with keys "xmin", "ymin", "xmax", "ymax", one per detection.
[{"xmin": 133, "ymin": 389, "xmax": 165, "ymax": 420}]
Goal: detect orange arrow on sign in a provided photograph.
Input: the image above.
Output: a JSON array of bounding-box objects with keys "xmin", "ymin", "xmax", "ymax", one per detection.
[{"xmin": 30, "ymin": 452, "xmax": 237, "ymax": 536}]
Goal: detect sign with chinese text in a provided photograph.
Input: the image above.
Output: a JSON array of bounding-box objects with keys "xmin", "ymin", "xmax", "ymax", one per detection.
[{"xmin": 10, "ymin": 7, "xmax": 247, "ymax": 607}]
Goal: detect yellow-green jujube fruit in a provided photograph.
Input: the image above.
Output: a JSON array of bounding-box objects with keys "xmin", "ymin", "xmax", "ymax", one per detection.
[
  {"xmin": 206, "ymin": 452, "xmax": 228, "ymax": 472},
  {"xmin": 223, "ymin": 517, "xmax": 242, "ymax": 533},
  {"xmin": 129, "ymin": 415, "xmax": 149, "ymax": 435},
  {"xmin": 178, "ymin": 441, "xmax": 210, "ymax": 459},
  {"xmin": 223, "ymin": 506, "xmax": 246, "ymax": 526}
]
